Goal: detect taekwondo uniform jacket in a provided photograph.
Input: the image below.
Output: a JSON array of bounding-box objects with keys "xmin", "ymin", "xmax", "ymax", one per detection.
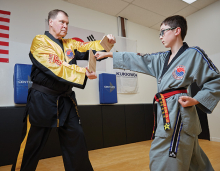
[
  {"xmin": 113, "ymin": 42, "xmax": 220, "ymax": 138},
  {"xmin": 26, "ymin": 31, "xmax": 105, "ymax": 127}
]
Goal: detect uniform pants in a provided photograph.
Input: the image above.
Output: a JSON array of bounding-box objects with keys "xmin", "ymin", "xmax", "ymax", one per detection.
[
  {"xmin": 11, "ymin": 106, "xmax": 93, "ymax": 171},
  {"xmin": 149, "ymin": 116, "xmax": 214, "ymax": 171}
]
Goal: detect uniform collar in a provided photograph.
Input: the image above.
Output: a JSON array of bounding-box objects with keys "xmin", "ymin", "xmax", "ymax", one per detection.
[
  {"xmin": 44, "ymin": 31, "xmax": 64, "ymax": 52},
  {"xmin": 159, "ymin": 42, "xmax": 189, "ymax": 81},
  {"xmin": 171, "ymin": 42, "xmax": 189, "ymax": 59}
]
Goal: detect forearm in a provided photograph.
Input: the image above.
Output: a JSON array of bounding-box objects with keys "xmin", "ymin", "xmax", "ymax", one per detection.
[
  {"xmin": 104, "ymin": 52, "xmax": 113, "ymax": 58},
  {"xmin": 113, "ymin": 52, "xmax": 156, "ymax": 76}
]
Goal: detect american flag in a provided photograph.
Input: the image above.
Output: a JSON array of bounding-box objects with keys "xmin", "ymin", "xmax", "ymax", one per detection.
[{"xmin": 0, "ymin": 10, "xmax": 10, "ymax": 63}]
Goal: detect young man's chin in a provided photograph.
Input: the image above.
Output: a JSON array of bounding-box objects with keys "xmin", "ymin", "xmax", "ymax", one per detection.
[
  {"xmin": 163, "ymin": 43, "xmax": 170, "ymax": 48},
  {"xmin": 163, "ymin": 44, "xmax": 168, "ymax": 48}
]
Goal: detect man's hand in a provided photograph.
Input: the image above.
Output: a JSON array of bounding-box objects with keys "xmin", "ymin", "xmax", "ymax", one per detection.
[
  {"xmin": 106, "ymin": 34, "xmax": 116, "ymax": 44},
  {"xmin": 178, "ymin": 96, "xmax": 199, "ymax": 107},
  {"xmin": 85, "ymin": 67, "xmax": 97, "ymax": 79},
  {"xmin": 95, "ymin": 52, "xmax": 113, "ymax": 60}
]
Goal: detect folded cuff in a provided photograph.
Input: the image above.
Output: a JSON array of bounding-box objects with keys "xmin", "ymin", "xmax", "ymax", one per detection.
[{"xmin": 193, "ymin": 92, "xmax": 218, "ymax": 114}]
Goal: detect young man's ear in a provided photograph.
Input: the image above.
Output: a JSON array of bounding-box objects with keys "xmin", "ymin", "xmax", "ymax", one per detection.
[{"xmin": 175, "ymin": 27, "xmax": 181, "ymax": 37}]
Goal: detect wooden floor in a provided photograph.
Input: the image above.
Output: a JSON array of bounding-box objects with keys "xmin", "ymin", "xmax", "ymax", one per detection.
[{"xmin": 1, "ymin": 139, "xmax": 220, "ymax": 171}]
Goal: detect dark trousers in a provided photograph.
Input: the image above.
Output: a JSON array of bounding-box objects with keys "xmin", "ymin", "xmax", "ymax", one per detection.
[{"xmin": 11, "ymin": 106, "xmax": 93, "ymax": 171}]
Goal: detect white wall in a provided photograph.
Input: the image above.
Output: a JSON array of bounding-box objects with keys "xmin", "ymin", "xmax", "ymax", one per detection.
[
  {"xmin": 0, "ymin": 0, "xmax": 163, "ymax": 107},
  {"xmin": 185, "ymin": 0, "xmax": 220, "ymax": 142}
]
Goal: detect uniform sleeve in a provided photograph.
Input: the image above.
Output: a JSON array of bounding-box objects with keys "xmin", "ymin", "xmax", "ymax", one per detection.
[
  {"xmin": 192, "ymin": 49, "xmax": 220, "ymax": 113},
  {"xmin": 73, "ymin": 40, "xmax": 106, "ymax": 60},
  {"xmin": 30, "ymin": 36, "xmax": 87, "ymax": 87},
  {"xmin": 113, "ymin": 52, "xmax": 163, "ymax": 78}
]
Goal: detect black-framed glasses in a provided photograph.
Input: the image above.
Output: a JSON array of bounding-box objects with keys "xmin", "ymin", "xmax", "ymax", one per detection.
[{"xmin": 159, "ymin": 27, "xmax": 177, "ymax": 37}]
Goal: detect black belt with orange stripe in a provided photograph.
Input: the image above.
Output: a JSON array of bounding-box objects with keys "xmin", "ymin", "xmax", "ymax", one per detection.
[{"xmin": 151, "ymin": 87, "xmax": 187, "ymax": 139}]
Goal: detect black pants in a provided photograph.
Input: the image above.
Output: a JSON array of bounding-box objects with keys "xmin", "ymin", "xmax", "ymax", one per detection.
[{"xmin": 11, "ymin": 106, "xmax": 93, "ymax": 171}]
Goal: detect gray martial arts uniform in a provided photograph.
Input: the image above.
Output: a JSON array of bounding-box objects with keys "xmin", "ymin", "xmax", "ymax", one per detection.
[{"xmin": 113, "ymin": 42, "xmax": 220, "ymax": 171}]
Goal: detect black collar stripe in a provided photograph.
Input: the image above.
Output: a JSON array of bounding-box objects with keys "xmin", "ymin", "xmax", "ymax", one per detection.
[
  {"xmin": 44, "ymin": 31, "xmax": 64, "ymax": 53},
  {"xmin": 160, "ymin": 42, "xmax": 189, "ymax": 79}
]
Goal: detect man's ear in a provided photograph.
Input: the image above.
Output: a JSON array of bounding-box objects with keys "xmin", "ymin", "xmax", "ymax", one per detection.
[{"xmin": 49, "ymin": 19, "xmax": 53, "ymax": 27}]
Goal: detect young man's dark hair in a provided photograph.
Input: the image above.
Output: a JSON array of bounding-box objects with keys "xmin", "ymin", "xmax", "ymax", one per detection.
[
  {"xmin": 48, "ymin": 9, "xmax": 68, "ymax": 24},
  {"xmin": 160, "ymin": 15, "xmax": 187, "ymax": 41}
]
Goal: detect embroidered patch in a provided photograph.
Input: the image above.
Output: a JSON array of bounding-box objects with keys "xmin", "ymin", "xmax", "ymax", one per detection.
[
  {"xmin": 65, "ymin": 49, "xmax": 74, "ymax": 59},
  {"xmin": 172, "ymin": 65, "xmax": 186, "ymax": 80},
  {"xmin": 48, "ymin": 54, "xmax": 63, "ymax": 66}
]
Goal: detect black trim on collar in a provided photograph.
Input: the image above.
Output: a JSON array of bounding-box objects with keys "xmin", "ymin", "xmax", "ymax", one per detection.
[
  {"xmin": 159, "ymin": 42, "xmax": 189, "ymax": 80},
  {"xmin": 44, "ymin": 31, "xmax": 64, "ymax": 53}
]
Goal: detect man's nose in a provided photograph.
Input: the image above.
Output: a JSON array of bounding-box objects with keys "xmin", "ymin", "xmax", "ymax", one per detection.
[{"xmin": 63, "ymin": 23, "xmax": 67, "ymax": 28}]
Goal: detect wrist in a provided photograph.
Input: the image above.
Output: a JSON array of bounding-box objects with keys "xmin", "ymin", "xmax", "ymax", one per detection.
[
  {"xmin": 193, "ymin": 98, "xmax": 199, "ymax": 105},
  {"xmin": 106, "ymin": 52, "xmax": 113, "ymax": 58}
]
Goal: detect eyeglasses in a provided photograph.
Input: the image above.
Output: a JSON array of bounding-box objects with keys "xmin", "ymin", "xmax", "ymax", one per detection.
[{"xmin": 159, "ymin": 27, "xmax": 177, "ymax": 37}]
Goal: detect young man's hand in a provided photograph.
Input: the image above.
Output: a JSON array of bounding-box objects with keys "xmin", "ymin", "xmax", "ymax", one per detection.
[
  {"xmin": 178, "ymin": 96, "xmax": 199, "ymax": 107},
  {"xmin": 106, "ymin": 34, "xmax": 116, "ymax": 44},
  {"xmin": 85, "ymin": 67, "xmax": 97, "ymax": 79},
  {"xmin": 95, "ymin": 52, "xmax": 113, "ymax": 60}
]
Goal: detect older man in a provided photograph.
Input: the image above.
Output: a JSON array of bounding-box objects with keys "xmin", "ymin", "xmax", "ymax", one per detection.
[{"xmin": 11, "ymin": 9, "xmax": 116, "ymax": 171}]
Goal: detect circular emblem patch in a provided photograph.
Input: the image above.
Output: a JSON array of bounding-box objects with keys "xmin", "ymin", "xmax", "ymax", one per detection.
[
  {"xmin": 172, "ymin": 65, "xmax": 186, "ymax": 80},
  {"xmin": 66, "ymin": 49, "xmax": 74, "ymax": 59}
]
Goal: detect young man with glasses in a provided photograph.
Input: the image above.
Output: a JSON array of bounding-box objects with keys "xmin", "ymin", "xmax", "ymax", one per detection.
[{"xmin": 95, "ymin": 15, "xmax": 219, "ymax": 171}]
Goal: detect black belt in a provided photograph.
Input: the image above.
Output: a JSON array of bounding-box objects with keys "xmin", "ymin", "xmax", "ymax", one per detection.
[
  {"xmin": 151, "ymin": 87, "xmax": 187, "ymax": 139},
  {"xmin": 32, "ymin": 83, "xmax": 72, "ymax": 96},
  {"xmin": 32, "ymin": 83, "xmax": 79, "ymax": 127}
]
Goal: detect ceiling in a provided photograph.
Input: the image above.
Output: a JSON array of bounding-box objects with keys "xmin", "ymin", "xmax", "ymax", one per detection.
[{"xmin": 62, "ymin": 0, "xmax": 219, "ymax": 30}]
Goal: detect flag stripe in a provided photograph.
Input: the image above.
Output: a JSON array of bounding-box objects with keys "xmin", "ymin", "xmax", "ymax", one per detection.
[
  {"xmin": 0, "ymin": 10, "xmax": 11, "ymax": 15},
  {"xmin": 0, "ymin": 33, "xmax": 9, "ymax": 38},
  {"xmin": 0, "ymin": 21, "xmax": 9, "ymax": 27},
  {"xmin": 0, "ymin": 29, "xmax": 9, "ymax": 34},
  {"xmin": 0, "ymin": 54, "xmax": 9, "ymax": 58},
  {"xmin": 0, "ymin": 45, "xmax": 9, "ymax": 50},
  {"xmin": 0, "ymin": 14, "xmax": 10, "ymax": 19},
  {"xmin": 0, "ymin": 41, "xmax": 9, "ymax": 46},
  {"xmin": 0, "ymin": 49, "xmax": 9, "ymax": 54},
  {"xmin": 0, "ymin": 37, "xmax": 9, "ymax": 42},
  {"xmin": 0, "ymin": 58, "xmax": 9, "ymax": 63},
  {"xmin": 0, "ymin": 25, "xmax": 9, "ymax": 30},
  {"xmin": 0, "ymin": 17, "xmax": 10, "ymax": 23}
]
